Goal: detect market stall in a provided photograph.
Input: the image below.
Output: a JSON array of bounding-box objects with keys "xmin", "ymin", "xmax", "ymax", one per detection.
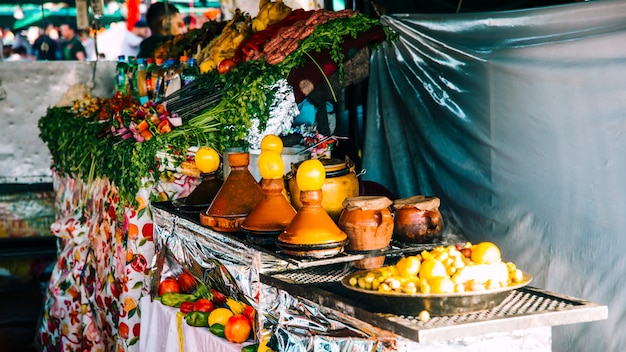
[{"xmin": 21, "ymin": 0, "xmax": 613, "ymax": 351}]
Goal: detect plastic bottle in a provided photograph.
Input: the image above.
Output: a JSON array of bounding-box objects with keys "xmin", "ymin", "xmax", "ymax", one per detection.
[
  {"xmin": 181, "ymin": 58, "xmax": 200, "ymax": 87},
  {"xmin": 136, "ymin": 58, "xmax": 148, "ymax": 104},
  {"xmin": 145, "ymin": 58, "xmax": 155, "ymax": 101},
  {"xmin": 125, "ymin": 56, "xmax": 137, "ymax": 96},
  {"xmin": 163, "ymin": 58, "xmax": 180, "ymax": 98},
  {"xmin": 151, "ymin": 58, "xmax": 164, "ymax": 101},
  {"xmin": 115, "ymin": 55, "xmax": 128, "ymax": 93},
  {"xmin": 154, "ymin": 59, "xmax": 170, "ymax": 102}
]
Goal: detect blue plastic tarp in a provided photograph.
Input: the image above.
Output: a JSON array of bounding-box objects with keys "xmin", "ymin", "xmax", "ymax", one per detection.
[{"xmin": 362, "ymin": 0, "xmax": 626, "ymax": 350}]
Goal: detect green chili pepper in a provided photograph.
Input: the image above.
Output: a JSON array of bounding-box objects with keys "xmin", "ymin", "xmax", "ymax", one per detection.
[
  {"xmin": 209, "ymin": 323, "xmax": 225, "ymax": 337},
  {"xmin": 241, "ymin": 343, "xmax": 258, "ymax": 352},
  {"xmin": 185, "ymin": 311, "xmax": 211, "ymax": 327},
  {"xmin": 160, "ymin": 292, "xmax": 197, "ymax": 308}
]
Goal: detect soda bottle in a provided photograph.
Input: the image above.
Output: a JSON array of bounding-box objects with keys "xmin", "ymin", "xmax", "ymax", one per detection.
[
  {"xmin": 115, "ymin": 55, "xmax": 128, "ymax": 93},
  {"xmin": 126, "ymin": 56, "xmax": 137, "ymax": 96},
  {"xmin": 181, "ymin": 58, "xmax": 200, "ymax": 86},
  {"xmin": 145, "ymin": 58, "xmax": 155, "ymax": 101},
  {"xmin": 136, "ymin": 58, "xmax": 148, "ymax": 104}
]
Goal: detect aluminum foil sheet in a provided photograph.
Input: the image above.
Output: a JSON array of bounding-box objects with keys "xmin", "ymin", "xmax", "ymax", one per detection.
[
  {"xmin": 246, "ymin": 78, "xmax": 299, "ymax": 150},
  {"xmin": 151, "ymin": 205, "xmax": 400, "ymax": 351}
]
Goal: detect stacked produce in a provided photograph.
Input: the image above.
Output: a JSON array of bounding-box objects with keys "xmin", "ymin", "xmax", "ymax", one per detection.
[
  {"xmin": 347, "ymin": 242, "xmax": 526, "ymax": 294},
  {"xmin": 38, "ymin": 1, "xmax": 391, "ymax": 211},
  {"xmin": 156, "ymin": 271, "xmax": 261, "ymax": 348}
]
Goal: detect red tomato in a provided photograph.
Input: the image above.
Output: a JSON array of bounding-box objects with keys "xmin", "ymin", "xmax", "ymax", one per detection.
[
  {"xmin": 211, "ymin": 289, "xmax": 227, "ymax": 306},
  {"xmin": 177, "ymin": 271, "xmax": 197, "ymax": 293},
  {"xmin": 193, "ymin": 298, "xmax": 215, "ymax": 313},
  {"xmin": 217, "ymin": 59, "xmax": 237, "ymax": 74},
  {"xmin": 179, "ymin": 301, "xmax": 195, "ymax": 314},
  {"xmin": 158, "ymin": 278, "xmax": 180, "ymax": 296},
  {"xmin": 224, "ymin": 314, "xmax": 252, "ymax": 343},
  {"xmin": 243, "ymin": 304, "xmax": 255, "ymax": 325}
]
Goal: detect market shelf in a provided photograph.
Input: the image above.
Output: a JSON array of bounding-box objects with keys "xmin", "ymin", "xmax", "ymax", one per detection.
[
  {"xmin": 151, "ymin": 201, "xmax": 464, "ymax": 274},
  {"xmin": 261, "ymin": 264, "xmax": 608, "ymax": 343},
  {"xmin": 152, "ymin": 202, "xmax": 608, "ymax": 345}
]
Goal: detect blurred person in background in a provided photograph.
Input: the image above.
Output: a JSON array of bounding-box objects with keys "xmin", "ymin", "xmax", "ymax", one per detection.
[
  {"xmin": 59, "ymin": 22, "xmax": 86, "ymax": 60},
  {"xmin": 32, "ymin": 22, "xmax": 59, "ymax": 61},
  {"xmin": 121, "ymin": 19, "xmax": 150, "ymax": 58},
  {"xmin": 137, "ymin": 1, "xmax": 183, "ymax": 58},
  {"xmin": 7, "ymin": 46, "xmax": 31, "ymax": 61},
  {"xmin": 78, "ymin": 29, "xmax": 97, "ymax": 60}
]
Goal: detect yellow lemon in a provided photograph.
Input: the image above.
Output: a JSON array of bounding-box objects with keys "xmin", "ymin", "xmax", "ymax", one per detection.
[
  {"xmin": 418, "ymin": 259, "xmax": 447, "ymax": 280},
  {"xmin": 296, "ymin": 159, "xmax": 326, "ymax": 191},
  {"xmin": 258, "ymin": 151, "xmax": 284, "ymax": 179},
  {"xmin": 429, "ymin": 276, "xmax": 455, "ymax": 294},
  {"xmin": 471, "ymin": 242, "xmax": 502, "ymax": 264},
  {"xmin": 208, "ymin": 308, "xmax": 234, "ymax": 327},
  {"xmin": 395, "ymin": 256, "xmax": 420, "ymax": 278},
  {"xmin": 195, "ymin": 146, "xmax": 220, "ymax": 174},
  {"xmin": 260, "ymin": 134, "xmax": 283, "ymax": 154}
]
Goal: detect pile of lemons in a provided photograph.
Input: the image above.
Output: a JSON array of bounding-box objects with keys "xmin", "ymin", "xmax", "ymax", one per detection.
[{"xmin": 348, "ymin": 242, "xmax": 525, "ymax": 294}]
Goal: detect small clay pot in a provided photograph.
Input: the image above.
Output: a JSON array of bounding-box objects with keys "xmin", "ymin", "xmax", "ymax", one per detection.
[
  {"xmin": 338, "ymin": 196, "xmax": 394, "ymax": 269},
  {"xmin": 393, "ymin": 195, "xmax": 444, "ymax": 244}
]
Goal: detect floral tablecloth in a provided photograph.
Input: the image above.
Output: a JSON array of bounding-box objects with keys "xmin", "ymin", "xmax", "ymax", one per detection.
[{"xmin": 38, "ymin": 170, "xmax": 198, "ymax": 351}]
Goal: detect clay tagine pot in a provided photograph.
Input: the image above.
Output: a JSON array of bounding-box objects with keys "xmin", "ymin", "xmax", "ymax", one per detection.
[
  {"xmin": 241, "ymin": 178, "xmax": 297, "ymax": 245},
  {"xmin": 200, "ymin": 152, "xmax": 263, "ymax": 232},
  {"xmin": 277, "ymin": 188, "xmax": 348, "ymax": 258},
  {"xmin": 176, "ymin": 171, "xmax": 223, "ymax": 213}
]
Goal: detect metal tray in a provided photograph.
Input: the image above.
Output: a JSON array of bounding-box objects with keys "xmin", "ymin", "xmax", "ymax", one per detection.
[{"xmin": 340, "ymin": 270, "xmax": 532, "ymax": 316}]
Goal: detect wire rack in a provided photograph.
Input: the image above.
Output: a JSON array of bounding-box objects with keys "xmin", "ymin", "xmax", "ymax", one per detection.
[{"xmin": 264, "ymin": 263, "xmax": 608, "ymax": 343}]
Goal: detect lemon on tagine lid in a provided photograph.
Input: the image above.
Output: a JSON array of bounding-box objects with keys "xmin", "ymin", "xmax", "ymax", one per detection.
[
  {"xmin": 200, "ymin": 151, "xmax": 263, "ymax": 232},
  {"xmin": 277, "ymin": 159, "xmax": 348, "ymax": 258},
  {"xmin": 241, "ymin": 137, "xmax": 297, "ymax": 245}
]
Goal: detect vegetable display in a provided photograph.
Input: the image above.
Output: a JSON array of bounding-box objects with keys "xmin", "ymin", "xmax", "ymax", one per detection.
[{"xmin": 38, "ymin": 1, "xmax": 392, "ymax": 209}]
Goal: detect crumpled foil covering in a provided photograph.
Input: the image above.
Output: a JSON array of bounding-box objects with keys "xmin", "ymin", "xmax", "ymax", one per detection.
[
  {"xmin": 151, "ymin": 206, "xmax": 398, "ymax": 351},
  {"xmin": 247, "ymin": 79, "xmax": 300, "ymax": 150}
]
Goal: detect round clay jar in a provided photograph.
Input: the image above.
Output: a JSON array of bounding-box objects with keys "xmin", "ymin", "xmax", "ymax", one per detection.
[
  {"xmin": 392, "ymin": 195, "xmax": 444, "ymax": 244},
  {"xmin": 338, "ymin": 196, "xmax": 394, "ymax": 269}
]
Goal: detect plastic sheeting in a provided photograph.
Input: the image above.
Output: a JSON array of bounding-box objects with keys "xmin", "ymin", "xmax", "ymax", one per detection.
[{"xmin": 362, "ymin": 1, "xmax": 626, "ymax": 351}]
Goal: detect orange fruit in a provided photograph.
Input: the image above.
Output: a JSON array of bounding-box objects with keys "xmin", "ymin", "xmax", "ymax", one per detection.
[
  {"xmin": 224, "ymin": 314, "xmax": 252, "ymax": 343},
  {"xmin": 260, "ymin": 134, "xmax": 283, "ymax": 154},
  {"xmin": 296, "ymin": 159, "xmax": 326, "ymax": 191},
  {"xmin": 429, "ymin": 276, "xmax": 455, "ymax": 293},
  {"xmin": 471, "ymin": 242, "xmax": 501, "ymax": 264},
  {"xmin": 195, "ymin": 146, "xmax": 220, "ymax": 173},
  {"xmin": 258, "ymin": 150, "xmax": 284, "ymax": 179},
  {"xmin": 418, "ymin": 259, "xmax": 447, "ymax": 280},
  {"xmin": 395, "ymin": 256, "xmax": 420, "ymax": 278},
  {"xmin": 208, "ymin": 308, "xmax": 233, "ymax": 327}
]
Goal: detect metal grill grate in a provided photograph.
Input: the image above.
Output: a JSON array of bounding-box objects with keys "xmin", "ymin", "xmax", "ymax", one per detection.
[
  {"xmin": 387, "ymin": 288, "xmax": 577, "ymax": 328},
  {"xmin": 267, "ymin": 263, "xmax": 604, "ymax": 336}
]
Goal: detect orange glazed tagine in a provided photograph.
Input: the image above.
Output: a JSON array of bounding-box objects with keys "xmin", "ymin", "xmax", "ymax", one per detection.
[
  {"xmin": 200, "ymin": 151, "xmax": 263, "ymax": 232},
  {"xmin": 241, "ymin": 149, "xmax": 297, "ymax": 245},
  {"xmin": 277, "ymin": 159, "xmax": 348, "ymax": 258}
]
